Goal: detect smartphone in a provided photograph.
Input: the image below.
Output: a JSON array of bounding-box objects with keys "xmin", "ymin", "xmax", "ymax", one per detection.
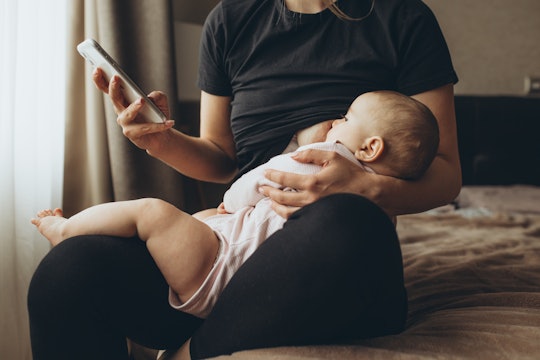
[{"xmin": 77, "ymin": 38, "xmax": 166, "ymax": 124}]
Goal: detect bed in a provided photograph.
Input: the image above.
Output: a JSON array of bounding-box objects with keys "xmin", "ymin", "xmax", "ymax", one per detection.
[{"xmin": 132, "ymin": 96, "xmax": 540, "ymax": 360}]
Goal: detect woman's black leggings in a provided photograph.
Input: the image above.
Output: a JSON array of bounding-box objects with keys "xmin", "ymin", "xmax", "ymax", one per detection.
[{"xmin": 28, "ymin": 194, "xmax": 407, "ymax": 360}]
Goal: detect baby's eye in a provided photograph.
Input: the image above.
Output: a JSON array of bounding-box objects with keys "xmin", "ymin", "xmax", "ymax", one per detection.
[{"xmin": 341, "ymin": 115, "xmax": 348, "ymax": 121}]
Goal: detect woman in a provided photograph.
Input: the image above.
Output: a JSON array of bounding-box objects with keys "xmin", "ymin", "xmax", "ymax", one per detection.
[{"xmin": 27, "ymin": 0, "xmax": 461, "ymax": 359}]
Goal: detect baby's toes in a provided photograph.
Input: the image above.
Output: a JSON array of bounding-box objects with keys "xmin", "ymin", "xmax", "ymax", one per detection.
[
  {"xmin": 53, "ymin": 208, "xmax": 64, "ymax": 217},
  {"xmin": 37, "ymin": 209, "xmax": 54, "ymax": 218}
]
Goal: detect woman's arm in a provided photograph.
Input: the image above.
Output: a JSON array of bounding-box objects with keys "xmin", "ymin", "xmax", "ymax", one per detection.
[
  {"xmin": 149, "ymin": 91, "xmax": 237, "ymax": 183},
  {"xmin": 260, "ymin": 84, "xmax": 462, "ymax": 218},
  {"xmin": 94, "ymin": 69, "xmax": 237, "ymax": 183}
]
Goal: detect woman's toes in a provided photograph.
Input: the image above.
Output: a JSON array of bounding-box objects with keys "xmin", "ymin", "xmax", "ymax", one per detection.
[{"xmin": 53, "ymin": 208, "xmax": 64, "ymax": 217}]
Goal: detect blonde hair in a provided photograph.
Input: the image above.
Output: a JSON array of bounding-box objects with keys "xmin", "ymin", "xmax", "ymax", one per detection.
[{"xmin": 371, "ymin": 91, "xmax": 439, "ymax": 180}]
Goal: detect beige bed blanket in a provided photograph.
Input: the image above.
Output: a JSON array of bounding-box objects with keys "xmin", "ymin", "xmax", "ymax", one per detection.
[{"xmin": 212, "ymin": 186, "xmax": 540, "ymax": 359}]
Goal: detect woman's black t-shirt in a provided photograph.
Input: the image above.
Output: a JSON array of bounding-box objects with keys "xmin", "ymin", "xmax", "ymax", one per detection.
[{"xmin": 197, "ymin": 0, "xmax": 458, "ymax": 176}]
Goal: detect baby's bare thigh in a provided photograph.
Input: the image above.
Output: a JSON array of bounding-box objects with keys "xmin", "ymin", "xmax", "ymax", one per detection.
[
  {"xmin": 192, "ymin": 208, "xmax": 218, "ymax": 221},
  {"xmin": 142, "ymin": 200, "xmax": 220, "ymax": 301}
]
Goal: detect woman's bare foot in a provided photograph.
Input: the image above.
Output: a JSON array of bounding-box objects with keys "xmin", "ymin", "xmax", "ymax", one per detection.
[{"xmin": 31, "ymin": 208, "xmax": 68, "ymax": 246}]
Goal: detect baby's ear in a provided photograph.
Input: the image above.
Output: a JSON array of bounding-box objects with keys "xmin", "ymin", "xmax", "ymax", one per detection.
[{"xmin": 355, "ymin": 136, "xmax": 384, "ymax": 163}]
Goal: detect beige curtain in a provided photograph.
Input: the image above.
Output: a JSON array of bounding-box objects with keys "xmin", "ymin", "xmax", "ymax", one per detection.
[
  {"xmin": 64, "ymin": 0, "xmax": 186, "ymax": 216},
  {"xmin": 1, "ymin": 2, "xmax": 68, "ymax": 358}
]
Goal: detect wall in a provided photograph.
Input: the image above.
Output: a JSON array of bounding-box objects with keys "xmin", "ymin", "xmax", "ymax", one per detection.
[{"xmin": 424, "ymin": 0, "xmax": 540, "ymax": 96}]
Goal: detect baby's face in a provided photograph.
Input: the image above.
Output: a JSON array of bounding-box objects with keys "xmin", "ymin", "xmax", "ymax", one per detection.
[{"xmin": 325, "ymin": 93, "xmax": 381, "ymax": 152}]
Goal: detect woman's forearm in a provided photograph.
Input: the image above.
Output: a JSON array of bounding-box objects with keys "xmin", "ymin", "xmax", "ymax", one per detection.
[
  {"xmin": 143, "ymin": 92, "xmax": 237, "ymax": 184},
  {"xmin": 147, "ymin": 128, "xmax": 237, "ymax": 184},
  {"xmin": 367, "ymin": 155, "xmax": 462, "ymax": 217}
]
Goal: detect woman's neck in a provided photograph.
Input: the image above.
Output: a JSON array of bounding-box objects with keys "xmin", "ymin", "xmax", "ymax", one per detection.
[{"xmin": 284, "ymin": 0, "xmax": 334, "ymax": 14}]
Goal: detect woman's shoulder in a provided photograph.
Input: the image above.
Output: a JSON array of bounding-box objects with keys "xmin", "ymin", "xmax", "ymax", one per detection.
[
  {"xmin": 207, "ymin": 0, "xmax": 273, "ymax": 23},
  {"xmin": 372, "ymin": 0, "xmax": 438, "ymax": 20}
]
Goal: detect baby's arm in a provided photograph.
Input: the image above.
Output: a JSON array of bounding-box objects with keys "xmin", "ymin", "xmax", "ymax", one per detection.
[
  {"xmin": 222, "ymin": 162, "xmax": 272, "ymax": 213},
  {"xmin": 223, "ymin": 149, "xmax": 324, "ymax": 212}
]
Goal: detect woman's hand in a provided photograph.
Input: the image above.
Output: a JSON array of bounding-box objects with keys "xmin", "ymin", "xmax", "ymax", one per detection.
[
  {"xmin": 259, "ymin": 149, "xmax": 383, "ymax": 218},
  {"xmin": 92, "ymin": 68, "xmax": 175, "ymax": 152}
]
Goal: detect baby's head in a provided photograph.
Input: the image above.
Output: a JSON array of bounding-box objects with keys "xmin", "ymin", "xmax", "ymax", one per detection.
[{"xmin": 326, "ymin": 91, "xmax": 439, "ymax": 180}]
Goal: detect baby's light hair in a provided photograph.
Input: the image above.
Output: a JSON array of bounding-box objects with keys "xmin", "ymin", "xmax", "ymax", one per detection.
[{"xmin": 370, "ymin": 91, "xmax": 439, "ymax": 180}]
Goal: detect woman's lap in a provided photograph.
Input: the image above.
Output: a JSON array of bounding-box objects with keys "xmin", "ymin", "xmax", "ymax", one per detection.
[
  {"xmin": 28, "ymin": 193, "xmax": 407, "ymax": 360},
  {"xmin": 190, "ymin": 193, "xmax": 407, "ymax": 358}
]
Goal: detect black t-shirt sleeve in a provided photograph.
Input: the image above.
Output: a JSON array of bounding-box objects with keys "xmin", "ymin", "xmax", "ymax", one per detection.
[
  {"xmin": 394, "ymin": 1, "xmax": 458, "ymax": 95},
  {"xmin": 197, "ymin": 4, "xmax": 232, "ymax": 97}
]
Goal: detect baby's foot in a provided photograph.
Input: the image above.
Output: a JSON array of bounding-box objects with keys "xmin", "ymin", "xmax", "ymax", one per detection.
[{"xmin": 31, "ymin": 208, "xmax": 68, "ymax": 246}]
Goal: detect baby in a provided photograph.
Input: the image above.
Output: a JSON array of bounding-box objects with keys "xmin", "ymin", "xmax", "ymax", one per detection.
[{"xmin": 32, "ymin": 90, "xmax": 438, "ymax": 318}]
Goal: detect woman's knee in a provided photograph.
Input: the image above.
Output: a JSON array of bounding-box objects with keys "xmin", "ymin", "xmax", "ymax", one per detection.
[
  {"xmin": 28, "ymin": 235, "xmax": 147, "ymax": 315},
  {"xmin": 28, "ymin": 237, "xmax": 110, "ymax": 315},
  {"xmin": 286, "ymin": 193, "xmax": 396, "ymax": 250},
  {"xmin": 286, "ymin": 193, "xmax": 407, "ymax": 333},
  {"xmin": 282, "ymin": 193, "xmax": 406, "ymax": 303},
  {"xmin": 293, "ymin": 193, "xmax": 388, "ymax": 224}
]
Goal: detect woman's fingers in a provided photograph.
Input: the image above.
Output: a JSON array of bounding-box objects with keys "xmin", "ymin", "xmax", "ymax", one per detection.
[
  {"xmin": 116, "ymin": 97, "xmax": 145, "ymax": 127},
  {"xmin": 116, "ymin": 98, "xmax": 173, "ymax": 139},
  {"xmin": 122, "ymin": 120, "xmax": 174, "ymax": 139},
  {"xmin": 258, "ymin": 183, "xmax": 304, "ymax": 219},
  {"xmin": 270, "ymin": 201, "xmax": 300, "ymax": 219},
  {"xmin": 91, "ymin": 68, "xmax": 174, "ymax": 151},
  {"xmin": 109, "ymin": 75, "xmax": 130, "ymax": 113},
  {"xmin": 260, "ymin": 182, "xmax": 303, "ymax": 205},
  {"xmin": 91, "ymin": 69, "xmax": 126, "ymax": 113},
  {"xmin": 92, "ymin": 68, "xmax": 172, "ymax": 122},
  {"xmin": 92, "ymin": 67, "xmax": 109, "ymax": 93},
  {"xmin": 148, "ymin": 91, "xmax": 171, "ymax": 118}
]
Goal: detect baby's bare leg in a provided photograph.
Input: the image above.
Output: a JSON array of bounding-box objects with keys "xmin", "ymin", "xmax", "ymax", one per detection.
[
  {"xmin": 192, "ymin": 208, "xmax": 218, "ymax": 221},
  {"xmin": 32, "ymin": 198, "xmax": 219, "ymax": 302},
  {"xmin": 135, "ymin": 199, "xmax": 220, "ymax": 303},
  {"xmin": 31, "ymin": 200, "xmax": 149, "ymax": 246}
]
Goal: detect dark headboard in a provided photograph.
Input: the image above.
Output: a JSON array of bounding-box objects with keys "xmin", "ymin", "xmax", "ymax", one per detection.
[{"xmin": 455, "ymin": 96, "xmax": 540, "ymax": 186}]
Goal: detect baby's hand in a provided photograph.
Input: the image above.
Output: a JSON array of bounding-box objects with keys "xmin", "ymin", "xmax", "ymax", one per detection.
[{"xmin": 217, "ymin": 202, "xmax": 229, "ymax": 214}]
